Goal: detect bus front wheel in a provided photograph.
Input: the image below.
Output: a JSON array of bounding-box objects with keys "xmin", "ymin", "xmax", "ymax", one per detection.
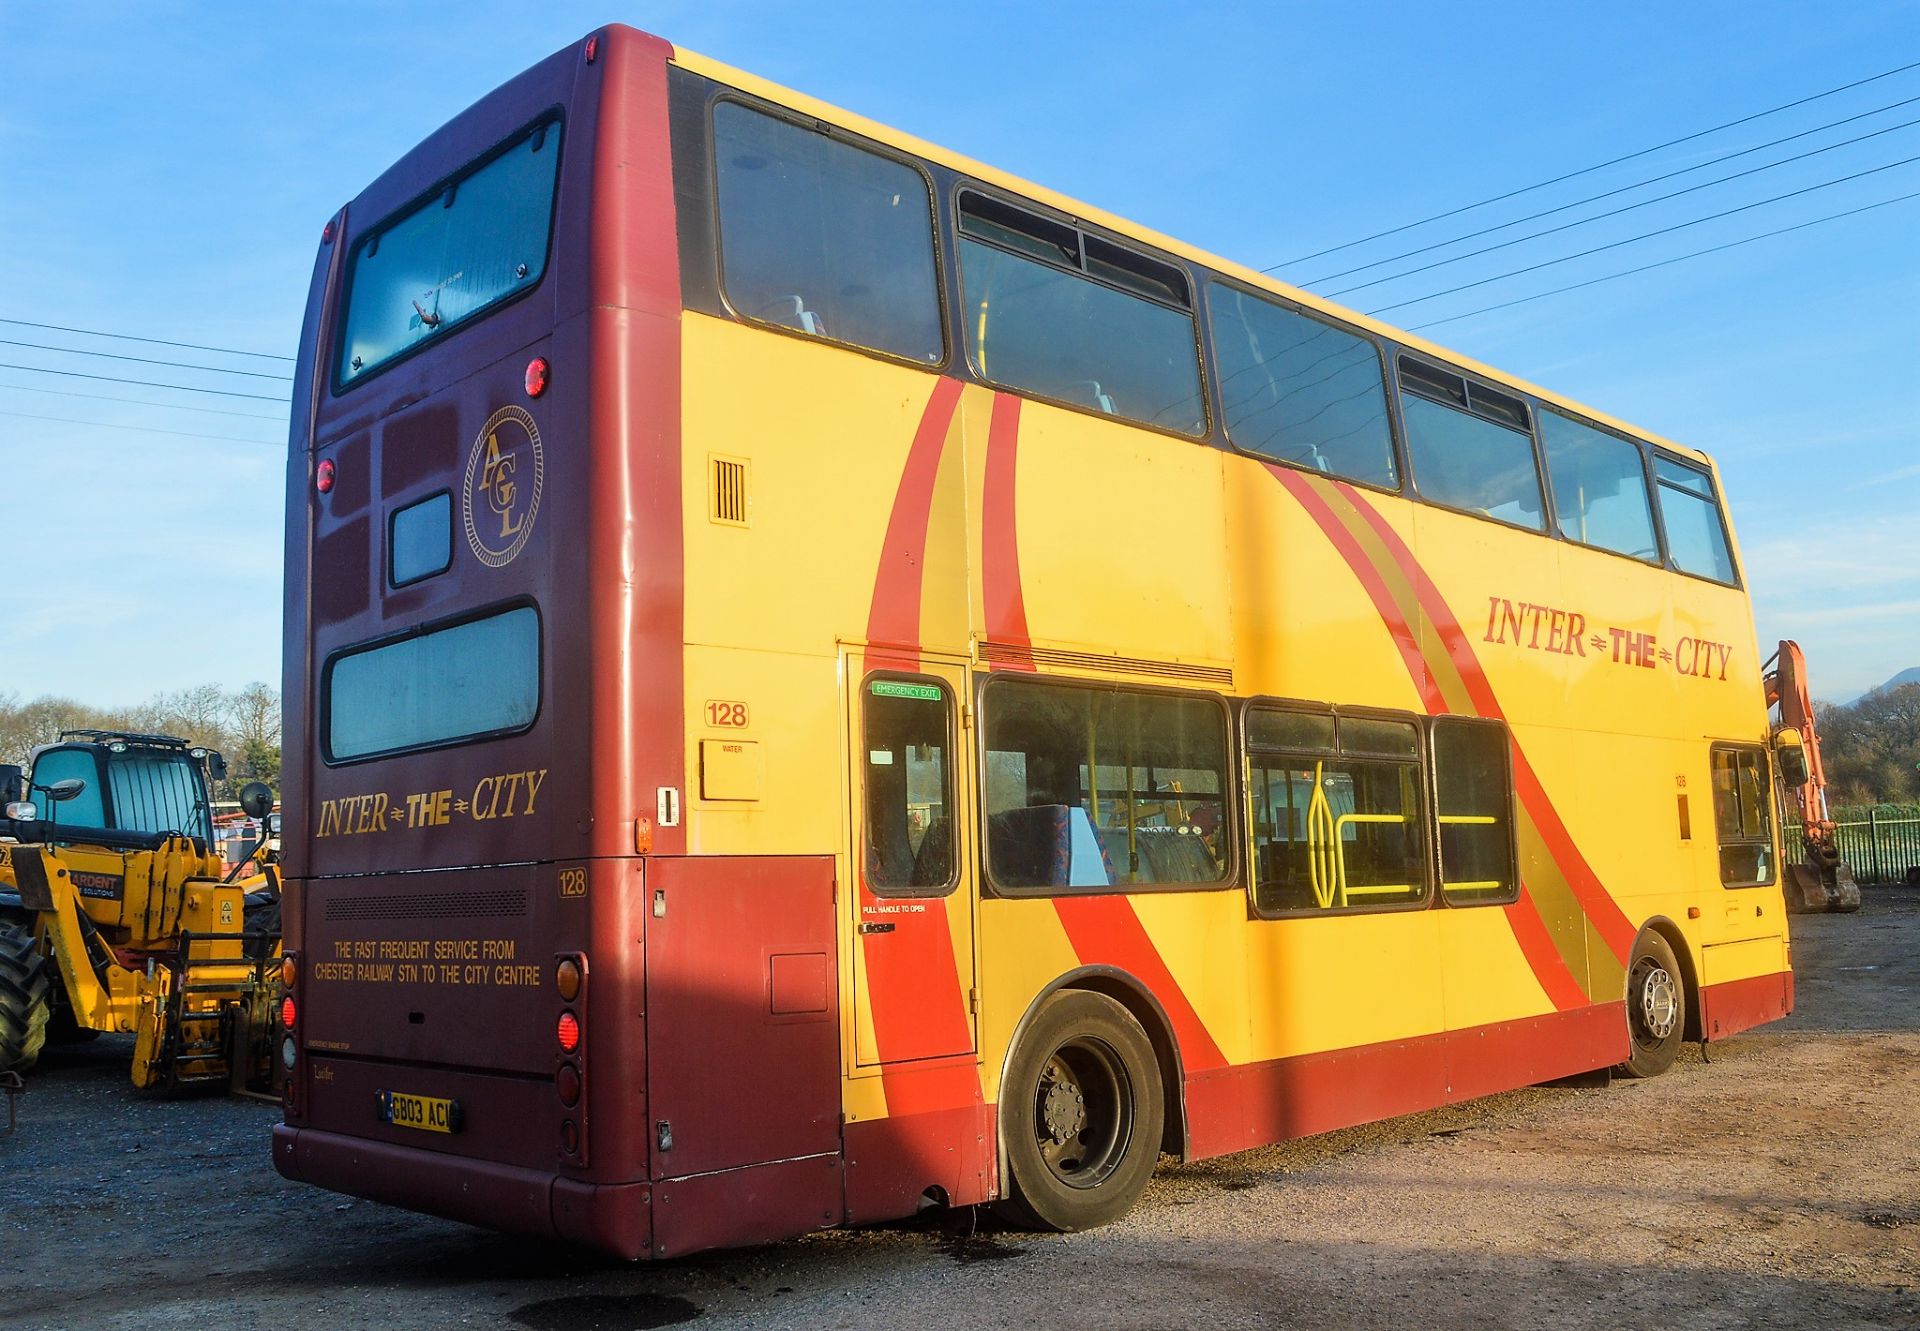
[
  {"xmin": 997, "ymin": 989, "xmax": 1164, "ymax": 1232},
  {"xmin": 1619, "ymin": 931, "xmax": 1686, "ymax": 1079}
]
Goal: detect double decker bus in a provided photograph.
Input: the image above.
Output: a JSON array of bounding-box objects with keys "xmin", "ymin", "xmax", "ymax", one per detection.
[{"xmin": 275, "ymin": 25, "xmax": 1795, "ymax": 1258}]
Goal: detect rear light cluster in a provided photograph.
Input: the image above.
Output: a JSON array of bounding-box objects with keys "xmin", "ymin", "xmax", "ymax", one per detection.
[
  {"xmin": 555, "ymin": 953, "xmax": 586, "ymax": 1158},
  {"xmin": 280, "ymin": 953, "xmax": 301, "ymax": 1115}
]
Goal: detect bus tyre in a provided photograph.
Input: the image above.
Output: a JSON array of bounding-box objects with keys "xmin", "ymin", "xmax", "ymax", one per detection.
[
  {"xmin": 0, "ymin": 921, "xmax": 52, "ymax": 1074},
  {"xmin": 1620, "ymin": 931, "xmax": 1685, "ymax": 1079},
  {"xmin": 997, "ymin": 989, "xmax": 1164, "ymax": 1233}
]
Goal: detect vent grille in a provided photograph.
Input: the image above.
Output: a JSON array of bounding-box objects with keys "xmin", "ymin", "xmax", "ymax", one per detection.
[
  {"xmin": 710, "ymin": 454, "xmax": 749, "ymax": 526},
  {"xmin": 324, "ymin": 888, "xmax": 528, "ymax": 921},
  {"xmin": 979, "ymin": 640, "xmax": 1234, "ymax": 687}
]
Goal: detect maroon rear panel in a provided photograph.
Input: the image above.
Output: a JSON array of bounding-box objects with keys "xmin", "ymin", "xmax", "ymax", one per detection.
[{"xmin": 277, "ymin": 25, "xmax": 691, "ymax": 1254}]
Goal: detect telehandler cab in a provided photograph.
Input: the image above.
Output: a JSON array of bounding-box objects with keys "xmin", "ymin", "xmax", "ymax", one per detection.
[{"xmin": 0, "ymin": 731, "xmax": 282, "ymax": 1094}]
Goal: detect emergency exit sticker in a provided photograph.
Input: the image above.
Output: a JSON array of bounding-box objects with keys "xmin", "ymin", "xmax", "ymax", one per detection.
[{"xmin": 870, "ymin": 679, "xmax": 942, "ymax": 701}]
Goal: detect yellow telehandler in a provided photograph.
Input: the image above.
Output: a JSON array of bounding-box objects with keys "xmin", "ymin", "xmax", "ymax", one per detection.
[{"xmin": 0, "ymin": 730, "xmax": 281, "ymax": 1094}]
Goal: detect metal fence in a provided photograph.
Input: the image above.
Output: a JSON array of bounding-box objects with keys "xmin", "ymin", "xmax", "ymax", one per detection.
[{"xmin": 1785, "ymin": 805, "xmax": 1920, "ymax": 884}]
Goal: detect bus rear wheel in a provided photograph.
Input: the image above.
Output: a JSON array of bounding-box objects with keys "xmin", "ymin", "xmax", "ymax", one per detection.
[
  {"xmin": 997, "ymin": 989, "xmax": 1163, "ymax": 1233},
  {"xmin": 1619, "ymin": 931, "xmax": 1685, "ymax": 1079},
  {"xmin": 0, "ymin": 921, "xmax": 52, "ymax": 1074}
]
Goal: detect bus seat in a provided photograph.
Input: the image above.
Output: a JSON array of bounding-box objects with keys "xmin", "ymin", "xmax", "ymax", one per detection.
[
  {"xmin": 1096, "ymin": 824, "xmax": 1137, "ymax": 882},
  {"xmin": 757, "ymin": 293, "xmax": 825, "ymax": 336},
  {"xmin": 1064, "ymin": 806, "xmax": 1113, "ymax": 888},
  {"xmin": 1138, "ymin": 829, "xmax": 1217, "ymax": 883}
]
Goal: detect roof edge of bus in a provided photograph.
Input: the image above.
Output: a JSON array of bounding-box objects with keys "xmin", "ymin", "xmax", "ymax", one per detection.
[{"xmin": 668, "ymin": 44, "xmax": 1712, "ymax": 470}]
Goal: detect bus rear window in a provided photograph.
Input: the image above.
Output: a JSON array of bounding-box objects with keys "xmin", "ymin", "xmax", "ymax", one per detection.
[
  {"xmin": 326, "ymin": 606, "xmax": 539, "ymax": 761},
  {"xmin": 336, "ymin": 117, "xmax": 562, "ymax": 389}
]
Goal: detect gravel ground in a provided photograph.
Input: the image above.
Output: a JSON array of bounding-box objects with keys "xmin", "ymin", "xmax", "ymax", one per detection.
[{"xmin": 3, "ymin": 890, "xmax": 1916, "ymax": 1331}]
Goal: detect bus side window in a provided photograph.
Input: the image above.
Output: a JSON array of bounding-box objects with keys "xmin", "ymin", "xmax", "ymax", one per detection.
[
  {"xmin": 1398, "ymin": 358, "xmax": 1546, "ymax": 531},
  {"xmin": 863, "ymin": 678, "xmax": 956, "ymax": 894},
  {"xmin": 1207, "ymin": 283, "xmax": 1398, "ymax": 491},
  {"xmin": 1654, "ymin": 456, "xmax": 1737, "ymax": 584},
  {"xmin": 982, "ymin": 679, "xmax": 1229, "ymax": 892},
  {"xmin": 1247, "ymin": 707, "xmax": 1426, "ymax": 915},
  {"xmin": 1433, "ymin": 717, "xmax": 1518, "ymax": 906},
  {"xmin": 713, "ymin": 101, "xmax": 944, "ymax": 366},
  {"xmin": 1710, "ymin": 745, "xmax": 1774, "ymax": 887},
  {"xmin": 1539, "ymin": 410, "xmax": 1660, "ymax": 563},
  {"xmin": 957, "ymin": 191, "xmax": 1206, "ymax": 437}
]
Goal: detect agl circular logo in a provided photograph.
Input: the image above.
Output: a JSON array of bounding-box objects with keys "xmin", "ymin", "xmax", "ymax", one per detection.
[{"xmin": 462, "ymin": 405, "xmax": 544, "ymax": 568}]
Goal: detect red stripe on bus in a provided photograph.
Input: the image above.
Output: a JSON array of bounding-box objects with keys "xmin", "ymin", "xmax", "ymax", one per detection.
[
  {"xmin": 1503, "ymin": 887, "xmax": 1591, "ymax": 1011},
  {"xmin": 981, "ymin": 393, "xmax": 1032, "ymax": 665},
  {"xmin": 865, "ymin": 376, "xmax": 964, "ymax": 653},
  {"xmin": 857, "ymin": 374, "xmax": 978, "ymax": 1115},
  {"xmin": 1052, "ymin": 895, "xmax": 1228, "ymax": 1071},
  {"xmin": 1267, "ymin": 469, "xmax": 1593, "ymax": 1005},
  {"xmin": 1332, "ymin": 482, "xmax": 1637, "ymax": 965},
  {"xmin": 1267, "ymin": 467, "xmax": 1444, "ymax": 712}
]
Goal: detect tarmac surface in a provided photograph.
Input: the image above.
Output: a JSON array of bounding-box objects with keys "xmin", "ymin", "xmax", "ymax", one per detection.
[{"xmin": 3, "ymin": 888, "xmax": 1916, "ymax": 1330}]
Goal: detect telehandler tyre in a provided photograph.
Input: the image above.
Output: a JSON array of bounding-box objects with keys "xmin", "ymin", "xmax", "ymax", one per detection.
[{"xmin": 0, "ymin": 921, "xmax": 51, "ymax": 1073}]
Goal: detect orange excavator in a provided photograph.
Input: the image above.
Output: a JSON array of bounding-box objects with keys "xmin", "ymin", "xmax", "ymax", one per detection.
[{"xmin": 1764, "ymin": 640, "xmax": 1862, "ymax": 913}]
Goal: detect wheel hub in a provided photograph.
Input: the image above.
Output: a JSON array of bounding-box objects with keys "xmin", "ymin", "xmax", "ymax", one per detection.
[
  {"xmin": 1040, "ymin": 1069, "xmax": 1086, "ymax": 1144},
  {"xmin": 1640, "ymin": 965, "xmax": 1679, "ymax": 1040}
]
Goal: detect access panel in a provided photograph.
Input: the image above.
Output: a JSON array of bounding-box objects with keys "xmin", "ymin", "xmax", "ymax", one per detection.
[{"xmin": 644, "ymin": 855, "xmax": 840, "ymax": 1180}]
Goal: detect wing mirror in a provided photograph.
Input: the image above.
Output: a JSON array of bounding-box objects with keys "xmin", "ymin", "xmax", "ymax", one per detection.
[
  {"xmin": 9, "ymin": 777, "xmax": 86, "ymax": 820},
  {"xmin": 239, "ymin": 781, "xmax": 275, "ymax": 821}
]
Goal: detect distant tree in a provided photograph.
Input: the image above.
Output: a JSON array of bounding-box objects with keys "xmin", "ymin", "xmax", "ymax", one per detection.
[
  {"xmin": 227, "ymin": 682, "xmax": 283, "ymax": 787},
  {"xmin": 1814, "ymin": 684, "xmax": 1920, "ymax": 804}
]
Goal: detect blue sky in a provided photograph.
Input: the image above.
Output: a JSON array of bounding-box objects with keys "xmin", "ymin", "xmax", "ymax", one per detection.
[{"xmin": 2, "ymin": 0, "xmax": 1916, "ymax": 703}]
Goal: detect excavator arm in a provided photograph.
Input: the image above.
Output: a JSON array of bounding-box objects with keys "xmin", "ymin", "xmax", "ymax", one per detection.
[{"xmin": 1763, "ymin": 640, "xmax": 1863, "ymax": 913}]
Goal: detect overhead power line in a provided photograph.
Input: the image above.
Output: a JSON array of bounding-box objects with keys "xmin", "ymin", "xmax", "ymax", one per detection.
[
  {"xmin": 1306, "ymin": 91, "xmax": 1920, "ymax": 285},
  {"xmin": 1269, "ymin": 57, "xmax": 1920, "ymax": 270},
  {"xmin": 1365, "ymin": 151, "xmax": 1920, "ymax": 315},
  {"xmin": 0, "ymin": 409, "xmax": 280, "ymax": 448},
  {"xmin": 1326, "ymin": 113, "xmax": 1920, "ymax": 297},
  {"xmin": 0, "ymin": 380, "xmax": 289, "ymax": 422},
  {"xmin": 0, "ymin": 361, "xmax": 291, "ymax": 403},
  {"xmin": 0, "ymin": 336, "xmax": 294, "ymax": 382},
  {"xmin": 1404, "ymin": 188, "xmax": 1920, "ymax": 331},
  {"xmin": 0, "ymin": 316, "xmax": 294, "ymax": 362}
]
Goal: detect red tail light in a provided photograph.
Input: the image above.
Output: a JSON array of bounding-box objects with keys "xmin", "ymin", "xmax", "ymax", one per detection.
[
  {"xmin": 525, "ymin": 356, "xmax": 550, "ymax": 398},
  {"xmin": 281, "ymin": 996, "xmax": 297, "ymax": 1029},
  {"xmin": 557, "ymin": 1010, "xmax": 580, "ymax": 1053},
  {"xmin": 315, "ymin": 458, "xmax": 335, "ymax": 494}
]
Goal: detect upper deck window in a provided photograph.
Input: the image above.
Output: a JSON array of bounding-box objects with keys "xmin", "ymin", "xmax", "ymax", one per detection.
[
  {"xmin": 958, "ymin": 192, "xmax": 1205, "ymax": 435},
  {"xmin": 1540, "ymin": 410, "xmax": 1659, "ymax": 563},
  {"xmin": 1654, "ymin": 456, "xmax": 1737, "ymax": 583},
  {"xmin": 336, "ymin": 116, "xmax": 562, "ymax": 390},
  {"xmin": 1398, "ymin": 359, "xmax": 1545, "ymax": 531},
  {"xmin": 1208, "ymin": 286, "xmax": 1396, "ymax": 489},
  {"xmin": 714, "ymin": 102, "xmax": 943, "ymax": 364}
]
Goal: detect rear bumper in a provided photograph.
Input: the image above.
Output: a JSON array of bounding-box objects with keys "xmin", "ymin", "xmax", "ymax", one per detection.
[{"xmin": 272, "ymin": 1124, "xmax": 651, "ymax": 1258}]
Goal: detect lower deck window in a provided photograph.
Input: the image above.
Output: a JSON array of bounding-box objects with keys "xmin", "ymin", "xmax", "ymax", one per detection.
[
  {"xmin": 1250, "ymin": 709, "xmax": 1425, "ymax": 913},
  {"xmin": 326, "ymin": 606, "xmax": 539, "ymax": 761},
  {"xmin": 1433, "ymin": 718, "xmax": 1518, "ymax": 905},
  {"xmin": 1711, "ymin": 745, "xmax": 1774, "ymax": 887},
  {"xmin": 984, "ymin": 680, "xmax": 1228, "ymax": 890}
]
